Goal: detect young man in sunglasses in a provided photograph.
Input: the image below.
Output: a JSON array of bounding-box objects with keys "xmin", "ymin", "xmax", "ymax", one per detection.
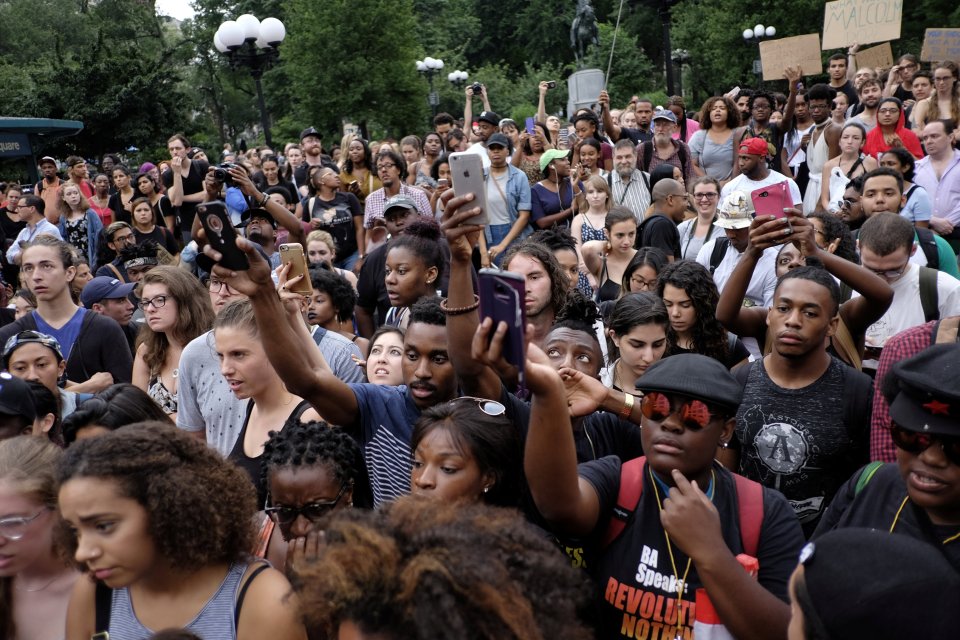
[{"xmin": 814, "ymin": 343, "xmax": 960, "ymax": 571}]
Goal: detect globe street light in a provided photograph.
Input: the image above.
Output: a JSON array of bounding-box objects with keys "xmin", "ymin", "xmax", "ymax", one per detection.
[
  {"xmin": 215, "ymin": 14, "xmax": 286, "ymax": 148},
  {"xmin": 742, "ymin": 24, "xmax": 776, "ymax": 88},
  {"xmin": 448, "ymin": 70, "xmax": 469, "ymax": 89},
  {"xmin": 416, "ymin": 56, "xmax": 444, "ymax": 117}
]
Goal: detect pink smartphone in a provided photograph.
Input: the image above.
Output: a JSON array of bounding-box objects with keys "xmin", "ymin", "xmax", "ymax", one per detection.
[{"xmin": 750, "ymin": 182, "xmax": 793, "ymax": 219}]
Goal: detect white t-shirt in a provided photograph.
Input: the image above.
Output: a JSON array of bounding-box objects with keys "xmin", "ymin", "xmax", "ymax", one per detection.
[
  {"xmin": 695, "ymin": 240, "xmax": 779, "ymax": 308},
  {"xmin": 721, "ymin": 170, "xmax": 803, "ymax": 208},
  {"xmin": 485, "ymin": 171, "xmax": 511, "ymax": 226}
]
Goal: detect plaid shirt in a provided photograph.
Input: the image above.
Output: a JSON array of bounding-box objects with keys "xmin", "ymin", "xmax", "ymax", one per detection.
[{"xmin": 870, "ymin": 321, "xmax": 936, "ymax": 462}]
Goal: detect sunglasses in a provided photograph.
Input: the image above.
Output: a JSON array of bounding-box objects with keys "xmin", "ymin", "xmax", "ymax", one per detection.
[
  {"xmin": 450, "ymin": 396, "xmax": 506, "ymax": 417},
  {"xmin": 265, "ymin": 483, "xmax": 351, "ymax": 525},
  {"xmin": 640, "ymin": 391, "xmax": 723, "ymax": 431},
  {"xmin": 890, "ymin": 423, "xmax": 960, "ymax": 466}
]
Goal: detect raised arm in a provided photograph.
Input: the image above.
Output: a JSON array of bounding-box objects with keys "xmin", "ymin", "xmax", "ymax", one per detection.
[
  {"xmin": 229, "ymin": 166, "xmax": 305, "ymax": 246},
  {"xmin": 598, "ymin": 90, "xmax": 623, "ymax": 142},
  {"xmin": 779, "ymin": 66, "xmax": 801, "ymax": 143},
  {"xmin": 463, "ymin": 86, "xmax": 475, "ymax": 133},
  {"xmin": 166, "ymin": 156, "xmax": 185, "ymax": 206},
  {"xmin": 536, "ymin": 81, "xmax": 549, "ymax": 124}
]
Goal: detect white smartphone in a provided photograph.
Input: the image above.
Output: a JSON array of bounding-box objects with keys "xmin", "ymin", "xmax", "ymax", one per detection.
[{"xmin": 448, "ymin": 151, "xmax": 488, "ymax": 226}]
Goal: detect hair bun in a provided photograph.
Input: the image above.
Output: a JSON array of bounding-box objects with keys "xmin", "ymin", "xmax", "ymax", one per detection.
[
  {"xmin": 554, "ymin": 289, "xmax": 600, "ymax": 325},
  {"xmin": 402, "ymin": 218, "xmax": 442, "ymax": 242}
]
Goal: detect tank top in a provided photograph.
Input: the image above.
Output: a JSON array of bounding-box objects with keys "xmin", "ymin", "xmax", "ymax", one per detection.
[
  {"xmin": 229, "ymin": 399, "xmax": 311, "ymax": 504},
  {"xmin": 107, "ymin": 561, "xmax": 249, "ymax": 639}
]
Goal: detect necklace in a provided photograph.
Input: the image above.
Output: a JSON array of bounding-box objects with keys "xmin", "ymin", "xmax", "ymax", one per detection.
[
  {"xmin": 650, "ymin": 467, "xmax": 717, "ymax": 640},
  {"xmin": 890, "ymin": 496, "xmax": 960, "ymax": 544}
]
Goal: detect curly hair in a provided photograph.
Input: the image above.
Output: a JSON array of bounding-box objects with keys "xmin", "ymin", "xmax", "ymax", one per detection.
[
  {"xmin": 502, "ymin": 240, "xmax": 569, "ymax": 312},
  {"xmin": 309, "ymin": 266, "xmax": 357, "ymax": 321},
  {"xmin": 136, "ymin": 266, "xmax": 215, "ymax": 374},
  {"xmin": 261, "ymin": 419, "xmax": 369, "ymax": 509},
  {"xmin": 412, "ymin": 399, "xmax": 525, "ymax": 508},
  {"xmin": 409, "ymin": 295, "xmax": 445, "ymax": 327},
  {"xmin": 343, "ymin": 138, "xmax": 374, "ymax": 174},
  {"xmin": 698, "ymin": 96, "xmax": 740, "ymax": 130},
  {"xmin": 62, "ymin": 383, "xmax": 172, "ymax": 445},
  {"xmin": 550, "ymin": 289, "xmax": 602, "ymax": 359},
  {"xmin": 656, "ymin": 260, "xmax": 729, "ymax": 363},
  {"xmin": 291, "ymin": 497, "xmax": 593, "ymax": 639},
  {"xmin": 56, "ymin": 422, "xmax": 257, "ymax": 571},
  {"xmin": 807, "ymin": 211, "xmax": 859, "ymax": 264}
]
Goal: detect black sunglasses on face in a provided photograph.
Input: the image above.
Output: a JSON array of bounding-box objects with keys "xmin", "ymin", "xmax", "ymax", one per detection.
[
  {"xmin": 890, "ymin": 423, "xmax": 960, "ymax": 466},
  {"xmin": 265, "ymin": 483, "xmax": 350, "ymax": 525}
]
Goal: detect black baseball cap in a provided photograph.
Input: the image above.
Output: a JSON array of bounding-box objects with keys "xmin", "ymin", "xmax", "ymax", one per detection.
[
  {"xmin": 238, "ymin": 207, "xmax": 277, "ymax": 228},
  {"xmin": 0, "ymin": 372, "xmax": 36, "ymax": 421},
  {"xmin": 476, "ymin": 111, "xmax": 501, "ymax": 126},
  {"xmin": 635, "ymin": 354, "xmax": 742, "ymax": 412},
  {"xmin": 300, "ymin": 127, "xmax": 322, "ymax": 140},
  {"xmin": 486, "ymin": 133, "xmax": 511, "ymax": 149}
]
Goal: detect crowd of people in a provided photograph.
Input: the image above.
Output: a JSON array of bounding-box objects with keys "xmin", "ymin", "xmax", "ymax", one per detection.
[{"xmin": 0, "ymin": 45, "xmax": 959, "ymax": 640}]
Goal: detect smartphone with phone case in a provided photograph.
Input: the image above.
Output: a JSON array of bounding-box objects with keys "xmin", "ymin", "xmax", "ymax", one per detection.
[
  {"xmin": 198, "ymin": 201, "xmax": 249, "ymax": 271},
  {"xmin": 478, "ymin": 269, "xmax": 526, "ymax": 386},
  {"xmin": 525, "ymin": 116, "xmax": 536, "ymax": 136},
  {"xmin": 449, "ymin": 152, "xmax": 488, "ymax": 226},
  {"xmin": 750, "ymin": 182, "xmax": 793, "ymax": 219},
  {"xmin": 279, "ymin": 243, "xmax": 313, "ymax": 296}
]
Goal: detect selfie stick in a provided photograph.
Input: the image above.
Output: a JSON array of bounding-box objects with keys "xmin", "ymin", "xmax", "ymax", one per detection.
[{"xmin": 604, "ymin": 0, "xmax": 627, "ymax": 91}]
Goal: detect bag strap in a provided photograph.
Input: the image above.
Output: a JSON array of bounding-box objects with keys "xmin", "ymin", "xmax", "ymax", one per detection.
[
  {"xmin": 854, "ymin": 461, "xmax": 885, "ymax": 496},
  {"xmin": 919, "ymin": 266, "xmax": 940, "ymax": 323},
  {"xmin": 732, "ymin": 474, "xmax": 764, "ymax": 557},
  {"xmin": 234, "ymin": 562, "xmax": 271, "ymax": 629},
  {"xmin": 709, "ymin": 237, "xmax": 730, "ymax": 274},
  {"xmin": 831, "ymin": 318, "xmax": 862, "ymax": 370},
  {"xmin": 915, "ymin": 227, "xmax": 939, "ymax": 270},
  {"xmin": 601, "ymin": 456, "xmax": 646, "ymax": 548},
  {"xmin": 104, "ymin": 262, "xmax": 125, "ymax": 283},
  {"xmin": 94, "ymin": 580, "xmax": 112, "ymax": 636},
  {"xmin": 641, "ymin": 142, "xmax": 653, "ymax": 172}
]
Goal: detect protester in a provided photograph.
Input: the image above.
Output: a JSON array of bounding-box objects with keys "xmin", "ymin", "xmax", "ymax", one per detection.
[
  {"xmin": 601, "ymin": 292, "xmax": 668, "ymax": 391},
  {"xmin": 60, "ymin": 383, "xmax": 172, "ymax": 444},
  {"xmin": 530, "ymin": 148, "xmax": 580, "ymax": 230},
  {"xmin": 362, "ymin": 326, "xmax": 404, "ymax": 386},
  {"xmin": 818, "ymin": 121, "xmax": 877, "ymax": 212},
  {"xmin": 383, "ymin": 218, "xmax": 443, "ymax": 328},
  {"xmin": 306, "ymin": 266, "xmax": 367, "ymax": 355},
  {"xmin": 677, "ymin": 176, "xmax": 722, "ymax": 260},
  {"xmin": 581, "ymin": 207, "xmax": 638, "ymax": 302},
  {"xmin": 130, "ymin": 197, "xmax": 178, "ymax": 257},
  {"xmin": 298, "ymin": 166, "xmax": 364, "ymax": 271}
]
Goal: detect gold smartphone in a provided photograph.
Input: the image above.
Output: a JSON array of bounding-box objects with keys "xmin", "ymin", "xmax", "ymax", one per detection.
[{"xmin": 278, "ymin": 243, "xmax": 313, "ymax": 296}]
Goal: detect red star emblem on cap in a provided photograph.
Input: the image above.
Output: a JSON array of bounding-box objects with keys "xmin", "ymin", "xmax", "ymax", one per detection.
[{"xmin": 923, "ymin": 399, "xmax": 951, "ymax": 415}]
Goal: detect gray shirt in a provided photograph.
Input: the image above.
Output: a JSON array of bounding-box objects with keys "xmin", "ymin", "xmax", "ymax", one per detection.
[{"xmin": 311, "ymin": 326, "xmax": 364, "ymax": 383}]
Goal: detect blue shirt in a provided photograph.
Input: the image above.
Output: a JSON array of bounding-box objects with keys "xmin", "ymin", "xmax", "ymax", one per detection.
[{"xmin": 34, "ymin": 308, "xmax": 85, "ymax": 360}]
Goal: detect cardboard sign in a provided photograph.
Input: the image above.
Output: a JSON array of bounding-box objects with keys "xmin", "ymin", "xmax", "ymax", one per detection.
[
  {"xmin": 855, "ymin": 42, "xmax": 894, "ymax": 70},
  {"xmin": 822, "ymin": 0, "xmax": 902, "ymax": 50},
  {"xmin": 759, "ymin": 34, "xmax": 823, "ymax": 81},
  {"xmin": 921, "ymin": 29, "xmax": 960, "ymax": 62}
]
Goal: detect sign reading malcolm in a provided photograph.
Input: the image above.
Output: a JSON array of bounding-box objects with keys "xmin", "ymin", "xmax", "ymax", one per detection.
[{"xmin": 822, "ymin": 0, "xmax": 902, "ymax": 50}]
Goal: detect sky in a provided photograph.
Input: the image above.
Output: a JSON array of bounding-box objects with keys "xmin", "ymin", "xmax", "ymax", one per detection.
[{"xmin": 156, "ymin": 0, "xmax": 195, "ymax": 21}]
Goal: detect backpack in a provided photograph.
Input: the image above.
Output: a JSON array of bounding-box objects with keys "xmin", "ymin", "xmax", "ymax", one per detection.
[
  {"xmin": 640, "ymin": 140, "xmax": 689, "ymax": 177},
  {"xmin": 915, "ymin": 227, "xmax": 940, "ymax": 271},
  {"xmin": 708, "ymin": 237, "xmax": 731, "ymax": 274},
  {"xmin": 601, "ymin": 457, "xmax": 765, "ymax": 556},
  {"xmin": 919, "ymin": 266, "xmax": 940, "ymax": 323}
]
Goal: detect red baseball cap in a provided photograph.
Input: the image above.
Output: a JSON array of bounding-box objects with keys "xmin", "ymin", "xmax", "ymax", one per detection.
[{"xmin": 739, "ymin": 137, "xmax": 771, "ymax": 157}]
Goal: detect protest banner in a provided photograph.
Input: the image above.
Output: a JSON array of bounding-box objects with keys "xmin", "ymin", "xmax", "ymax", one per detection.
[
  {"xmin": 759, "ymin": 34, "xmax": 823, "ymax": 81},
  {"xmin": 921, "ymin": 29, "xmax": 960, "ymax": 62},
  {"xmin": 822, "ymin": 0, "xmax": 902, "ymax": 50},
  {"xmin": 855, "ymin": 42, "xmax": 894, "ymax": 70}
]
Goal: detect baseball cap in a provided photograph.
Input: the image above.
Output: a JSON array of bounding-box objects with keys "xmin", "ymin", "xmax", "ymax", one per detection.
[
  {"xmin": 80, "ymin": 277, "xmax": 137, "ymax": 309},
  {"xmin": 39, "ymin": 156, "xmax": 57, "ymax": 167},
  {"xmin": 238, "ymin": 207, "xmax": 277, "ymax": 228},
  {"xmin": 486, "ymin": 133, "xmax": 511, "ymax": 149},
  {"xmin": 539, "ymin": 148, "xmax": 570, "ymax": 172},
  {"xmin": 383, "ymin": 195, "xmax": 418, "ymax": 218},
  {"xmin": 0, "ymin": 372, "xmax": 36, "ymax": 422},
  {"xmin": 798, "ymin": 528, "xmax": 960, "ymax": 639},
  {"xmin": 634, "ymin": 353, "xmax": 742, "ymax": 413},
  {"xmin": 300, "ymin": 127, "xmax": 322, "ymax": 140},
  {"xmin": 652, "ymin": 109, "xmax": 678, "ymax": 124},
  {"xmin": 476, "ymin": 111, "xmax": 501, "ymax": 126},
  {"xmin": 884, "ymin": 343, "xmax": 960, "ymax": 436},
  {"xmin": 715, "ymin": 191, "xmax": 755, "ymax": 229},
  {"xmin": 2, "ymin": 330, "xmax": 64, "ymax": 366},
  {"xmin": 739, "ymin": 137, "xmax": 771, "ymax": 156}
]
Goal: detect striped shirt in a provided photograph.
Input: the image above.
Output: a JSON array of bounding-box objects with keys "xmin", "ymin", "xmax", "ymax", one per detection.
[{"xmin": 607, "ymin": 170, "xmax": 652, "ymax": 223}]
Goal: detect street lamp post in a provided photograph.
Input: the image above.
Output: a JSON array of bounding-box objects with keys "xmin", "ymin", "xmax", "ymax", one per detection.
[
  {"xmin": 415, "ymin": 57, "xmax": 444, "ymax": 118},
  {"xmin": 215, "ymin": 14, "xmax": 286, "ymax": 148},
  {"xmin": 448, "ymin": 70, "xmax": 469, "ymax": 90},
  {"xmin": 671, "ymin": 49, "xmax": 690, "ymax": 98},
  {"xmin": 742, "ymin": 24, "xmax": 776, "ymax": 89}
]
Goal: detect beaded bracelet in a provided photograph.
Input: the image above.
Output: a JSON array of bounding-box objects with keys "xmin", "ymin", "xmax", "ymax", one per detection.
[{"xmin": 440, "ymin": 295, "xmax": 480, "ymax": 316}]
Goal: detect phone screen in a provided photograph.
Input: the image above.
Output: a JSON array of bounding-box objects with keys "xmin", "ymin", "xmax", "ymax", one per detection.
[{"xmin": 525, "ymin": 117, "xmax": 536, "ymax": 136}]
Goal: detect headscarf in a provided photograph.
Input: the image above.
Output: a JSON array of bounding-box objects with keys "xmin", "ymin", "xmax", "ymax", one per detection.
[{"xmin": 863, "ymin": 97, "xmax": 925, "ymax": 160}]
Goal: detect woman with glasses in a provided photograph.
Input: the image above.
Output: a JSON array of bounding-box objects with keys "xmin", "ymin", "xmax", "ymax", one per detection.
[
  {"xmin": 819, "ymin": 121, "xmax": 877, "ymax": 212},
  {"xmin": 813, "ymin": 344, "xmax": 960, "ymax": 572},
  {"xmin": 524, "ymin": 349, "xmax": 805, "ymax": 640},
  {"xmin": 59, "ymin": 422, "xmax": 307, "ymax": 640},
  {"xmin": 297, "ymin": 166, "xmax": 364, "ymax": 272},
  {"xmin": 258, "ymin": 419, "xmax": 367, "ymax": 571},
  {"xmin": 216, "ymin": 299, "xmax": 321, "ymax": 505},
  {"xmin": 677, "ymin": 176, "xmax": 722, "ymax": 260},
  {"xmin": 913, "ymin": 60, "xmax": 960, "ymax": 130},
  {"xmin": 618, "ymin": 247, "xmax": 668, "ymax": 296},
  {"xmin": 0, "ymin": 436, "xmax": 76, "ymax": 640},
  {"xmin": 862, "ymin": 98, "xmax": 924, "ymax": 162},
  {"xmin": 132, "ymin": 266, "xmax": 215, "ymax": 419}
]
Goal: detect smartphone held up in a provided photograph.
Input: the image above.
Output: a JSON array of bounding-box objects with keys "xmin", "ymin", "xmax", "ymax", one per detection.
[{"xmin": 478, "ymin": 269, "xmax": 526, "ymax": 386}]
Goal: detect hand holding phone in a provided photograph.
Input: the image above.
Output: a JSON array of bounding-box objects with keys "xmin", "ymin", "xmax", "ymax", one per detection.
[
  {"xmin": 278, "ymin": 243, "xmax": 313, "ymax": 296},
  {"xmin": 478, "ymin": 269, "xmax": 526, "ymax": 386},
  {"xmin": 449, "ymin": 152, "xmax": 488, "ymax": 226},
  {"xmin": 750, "ymin": 182, "xmax": 793, "ymax": 220},
  {"xmin": 199, "ymin": 201, "xmax": 249, "ymax": 271}
]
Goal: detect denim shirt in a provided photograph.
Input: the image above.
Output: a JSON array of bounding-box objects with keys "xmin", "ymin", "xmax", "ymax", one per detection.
[{"xmin": 484, "ymin": 164, "xmax": 532, "ymax": 235}]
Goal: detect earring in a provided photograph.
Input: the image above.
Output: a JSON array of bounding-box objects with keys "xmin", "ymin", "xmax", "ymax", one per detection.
[
  {"xmin": 720, "ymin": 441, "xmax": 729, "ymax": 449},
  {"xmin": 483, "ymin": 486, "xmax": 490, "ymax": 494}
]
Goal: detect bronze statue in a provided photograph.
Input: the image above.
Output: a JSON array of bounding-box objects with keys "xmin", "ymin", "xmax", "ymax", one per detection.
[{"xmin": 571, "ymin": 0, "xmax": 599, "ymax": 68}]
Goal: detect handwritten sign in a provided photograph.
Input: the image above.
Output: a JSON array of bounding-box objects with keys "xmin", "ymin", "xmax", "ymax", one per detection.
[
  {"xmin": 822, "ymin": 0, "xmax": 902, "ymax": 50},
  {"xmin": 921, "ymin": 29, "xmax": 960, "ymax": 62},
  {"xmin": 759, "ymin": 34, "xmax": 823, "ymax": 81},
  {"xmin": 855, "ymin": 42, "xmax": 894, "ymax": 70}
]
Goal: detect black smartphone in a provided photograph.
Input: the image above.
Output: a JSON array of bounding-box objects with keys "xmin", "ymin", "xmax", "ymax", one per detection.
[
  {"xmin": 199, "ymin": 201, "xmax": 249, "ymax": 271},
  {"xmin": 478, "ymin": 269, "xmax": 526, "ymax": 385}
]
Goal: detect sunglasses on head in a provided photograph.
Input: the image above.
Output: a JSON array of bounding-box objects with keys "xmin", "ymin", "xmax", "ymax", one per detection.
[
  {"xmin": 640, "ymin": 391, "xmax": 724, "ymax": 431},
  {"xmin": 890, "ymin": 423, "xmax": 960, "ymax": 466},
  {"xmin": 450, "ymin": 396, "xmax": 506, "ymax": 417}
]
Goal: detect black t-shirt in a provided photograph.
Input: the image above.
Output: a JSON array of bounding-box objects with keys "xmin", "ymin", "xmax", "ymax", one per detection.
[
  {"xmin": 734, "ymin": 357, "xmax": 871, "ymax": 536},
  {"xmin": 893, "ymin": 84, "xmax": 914, "ymax": 103},
  {"xmin": 0, "ymin": 209, "xmax": 25, "ymax": 249},
  {"xmin": 580, "ymin": 457, "xmax": 804, "ymax": 638},
  {"xmin": 151, "ymin": 195, "xmax": 175, "ymax": 228},
  {"xmin": 162, "ymin": 159, "xmax": 210, "ymax": 232},
  {"xmin": 357, "ymin": 239, "xmax": 453, "ymax": 325},
  {"xmin": 638, "ymin": 214, "xmax": 680, "ymax": 260},
  {"xmin": 670, "ymin": 337, "xmax": 750, "ymax": 370},
  {"xmin": 134, "ymin": 225, "xmax": 179, "ymax": 256},
  {"xmin": 618, "ymin": 127, "xmax": 654, "ymax": 145},
  {"xmin": 835, "ymin": 80, "xmax": 859, "ymax": 109},
  {"xmin": 813, "ymin": 463, "xmax": 960, "ymax": 571},
  {"xmin": 301, "ymin": 192, "xmax": 363, "ymax": 262}
]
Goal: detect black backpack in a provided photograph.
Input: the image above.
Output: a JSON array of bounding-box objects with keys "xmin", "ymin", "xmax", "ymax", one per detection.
[
  {"xmin": 639, "ymin": 140, "xmax": 689, "ymax": 178},
  {"xmin": 709, "ymin": 237, "xmax": 731, "ymax": 274}
]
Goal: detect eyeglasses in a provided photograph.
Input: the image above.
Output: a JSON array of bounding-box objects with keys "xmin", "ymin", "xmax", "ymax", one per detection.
[
  {"xmin": 630, "ymin": 276, "xmax": 656, "ymax": 290},
  {"xmin": 207, "ymin": 279, "xmax": 234, "ymax": 294},
  {"xmin": 265, "ymin": 484, "xmax": 350, "ymax": 525},
  {"xmin": 640, "ymin": 391, "xmax": 723, "ymax": 431},
  {"xmin": 450, "ymin": 396, "xmax": 506, "ymax": 416},
  {"xmin": 376, "ymin": 163, "xmax": 396, "ymax": 171},
  {"xmin": 113, "ymin": 233, "xmax": 135, "ymax": 245},
  {"xmin": 878, "ymin": 108, "xmax": 901, "ymax": 115},
  {"xmin": 0, "ymin": 508, "xmax": 49, "ymax": 540},
  {"xmin": 838, "ymin": 197, "xmax": 858, "ymax": 210},
  {"xmin": 865, "ymin": 262, "xmax": 908, "ymax": 280},
  {"xmin": 889, "ymin": 423, "xmax": 960, "ymax": 466},
  {"xmin": 934, "ymin": 76, "xmax": 954, "ymax": 82},
  {"xmin": 693, "ymin": 192, "xmax": 718, "ymax": 200},
  {"xmin": 138, "ymin": 295, "xmax": 168, "ymax": 310}
]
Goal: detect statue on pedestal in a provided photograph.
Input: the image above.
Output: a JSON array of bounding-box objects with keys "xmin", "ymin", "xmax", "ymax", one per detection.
[{"xmin": 571, "ymin": 0, "xmax": 599, "ymax": 68}]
